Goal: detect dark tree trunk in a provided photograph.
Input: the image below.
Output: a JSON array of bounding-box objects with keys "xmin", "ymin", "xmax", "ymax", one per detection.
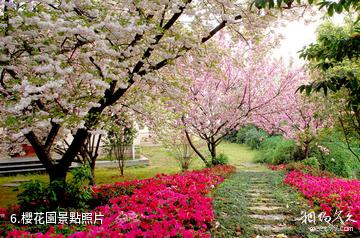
[
  {"xmin": 303, "ymin": 141, "xmax": 310, "ymax": 159},
  {"xmin": 89, "ymin": 159, "xmax": 96, "ymax": 186},
  {"xmin": 209, "ymin": 142, "xmax": 217, "ymax": 166},
  {"xmin": 183, "ymin": 129, "xmax": 210, "ymax": 167},
  {"xmin": 48, "ymin": 164, "xmax": 67, "ymax": 208},
  {"xmin": 120, "ymin": 159, "xmax": 124, "ymax": 176}
]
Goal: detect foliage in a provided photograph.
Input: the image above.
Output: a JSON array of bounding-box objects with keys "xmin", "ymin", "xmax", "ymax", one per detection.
[
  {"xmin": 253, "ymin": 94, "xmax": 332, "ymax": 159},
  {"xmin": 255, "ymin": 136, "xmax": 300, "ymax": 164},
  {"xmin": 211, "ymin": 153, "xmax": 229, "ymax": 166},
  {"xmin": 236, "ymin": 124, "xmax": 257, "ymax": 144},
  {"xmin": 298, "ymin": 19, "xmax": 360, "ymax": 155},
  {"xmin": 5, "ymin": 165, "xmax": 236, "ymax": 237},
  {"xmin": 284, "ymin": 170, "xmax": 360, "ymax": 230},
  {"xmin": 285, "ymin": 162, "xmax": 336, "ymax": 178},
  {"xmin": 223, "ymin": 131, "xmax": 238, "ymax": 143},
  {"xmin": 261, "ymin": 129, "xmax": 360, "ymax": 178},
  {"xmin": 238, "ymin": 126, "xmax": 269, "ymax": 149},
  {"xmin": 17, "ymin": 165, "xmax": 93, "ymax": 212},
  {"xmin": 105, "ymin": 112, "xmax": 137, "ymax": 176},
  {"xmin": 254, "ymin": 0, "xmax": 360, "ymax": 17},
  {"xmin": 164, "ymin": 132, "xmax": 198, "ymax": 172},
  {"xmin": 66, "ymin": 165, "xmax": 94, "ymax": 208},
  {"xmin": 298, "ymin": 20, "xmax": 360, "ymax": 110},
  {"xmin": 316, "ymin": 140, "xmax": 360, "ymax": 178},
  {"xmin": 302, "ymin": 156, "xmax": 320, "ymax": 168},
  {"xmin": 17, "ymin": 180, "xmax": 49, "ymax": 212}
]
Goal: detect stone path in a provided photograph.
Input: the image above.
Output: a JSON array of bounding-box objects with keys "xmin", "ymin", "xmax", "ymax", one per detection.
[
  {"xmin": 212, "ymin": 171, "xmax": 305, "ymax": 237},
  {"xmin": 246, "ymin": 176, "xmax": 293, "ymax": 237}
]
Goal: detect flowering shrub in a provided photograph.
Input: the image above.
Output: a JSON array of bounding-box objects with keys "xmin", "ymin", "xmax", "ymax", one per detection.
[
  {"xmin": 4, "ymin": 165, "xmax": 235, "ymax": 237},
  {"xmin": 284, "ymin": 170, "xmax": 360, "ymax": 230},
  {"xmin": 268, "ymin": 162, "xmax": 336, "ymax": 178},
  {"xmin": 285, "ymin": 162, "xmax": 336, "ymax": 178}
]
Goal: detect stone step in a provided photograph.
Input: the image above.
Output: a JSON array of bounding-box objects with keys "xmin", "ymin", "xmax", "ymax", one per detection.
[
  {"xmin": 247, "ymin": 189, "xmax": 271, "ymax": 193},
  {"xmin": 2, "ymin": 183, "xmax": 21, "ymax": 187},
  {"xmin": 249, "ymin": 206, "xmax": 284, "ymax": 211},
  {"xmin": 248, "ymin": 185, "xmax": 269, "ymax": 189},
  {"xmin": 253, "ymin": 224, "xmax": 291, "ymax": 233},
  {"xmin": 246, "ymin": 193, "xmax": 275, "ymax": 199},
  {"xmin": 249, "ymin": 206, "xmax": 284, "ymax": 215},
  {"xmin": 249, "ymin": 198, "xmax": 278, "ymax": 203},
  {"xmin": 251, "ymin": 202, "xmax": 283, "ymax": 207},
  {"xmin": 249, "ymin": 214, "xmax": 288, "ymax": 221},
  {"xmin": 0, "ymin": 167, "xmax": 47, "ymax": 175},
  {"xmin": 0, "ymin": 163, "xmax": 44, "ymax": 171}
]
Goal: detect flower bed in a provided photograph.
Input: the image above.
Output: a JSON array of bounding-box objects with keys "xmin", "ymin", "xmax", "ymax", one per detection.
[
  {"xmin": 268, "ymin": 163, "xmax": 335, "ymax": 177},
  {"xmin": 284, "ymin": 170, "xmax": 360, "ymax": 230},
  {"xmin": 5, "ymin": 165, "xmax": 235, "ymax": 237}
]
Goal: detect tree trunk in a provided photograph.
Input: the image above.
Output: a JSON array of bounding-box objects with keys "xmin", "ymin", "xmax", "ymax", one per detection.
[
  {"xmin": 89, "ymin": 159, "xmax": 96, "ymax": 186},
  {"xmin": 184, "ymin": 129, "xmax": 210, "ymax": 167},
  {"xmin": 303, "ymin": 141, "xmax": 310, "ymax": 159},
  {"xmin": 48, "ymin": 165, "xmax": 67, "ymax": 208},
  {"xmin": 120, "ymin": 159, "xmax": 124, "ymax": 176},
  {"xmin": 210, "ymin": 142, "xmax": 217, "ymax": 166}
]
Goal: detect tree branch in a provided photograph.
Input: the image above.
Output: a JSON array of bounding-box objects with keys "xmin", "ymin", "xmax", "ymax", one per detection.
[
  {"xmin": 25, "ymin": 131, "xmax": 54, "ymax": 170},
  {"xmin": 44, "ymin": 121, "xmax": 60, "ymax": 153}
]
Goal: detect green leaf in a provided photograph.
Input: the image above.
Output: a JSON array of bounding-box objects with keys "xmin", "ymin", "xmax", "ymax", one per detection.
[
  {"xmin": 327, "ymin": 4, "xmax": 335, "ymax": 16},
  {"xmin": 269, "ymin": 0, "xmax": 275, "ymax": 8},
  {"xmin": 335, "ymin": 4, "xmax": 343, "ymax": 14},
  {"xmin": 305, "ymin": 85, "xmax": 312, "ymax": 95}
]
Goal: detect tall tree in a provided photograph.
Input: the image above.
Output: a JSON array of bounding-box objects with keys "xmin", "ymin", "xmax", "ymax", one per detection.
[
  {"xmin": 0, "ymin": 0, "xmax": 260, "ymax": 189},
  {"xmin": 165, "ymin": 38, "xmax": 307, "ymax": 166},
  {"xmin": 298, "ymin": 19, "xmax": 360, "ymax": 160},
  {"xmin": 253, "ymin": 96, "xmax": 332, "ymax": 159}
]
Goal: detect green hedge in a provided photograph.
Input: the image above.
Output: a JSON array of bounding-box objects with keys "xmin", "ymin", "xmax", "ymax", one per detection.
[{"xmin": 254, "ymin": 136, "xmax": 299, "ymax": 165}]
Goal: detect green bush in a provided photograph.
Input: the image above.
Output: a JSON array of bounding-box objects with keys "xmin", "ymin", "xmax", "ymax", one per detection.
[
  {"xmin": 302, "ymin": 157, "xmax": 320, "ymax": 169},
  {"xmin": 66, "ymin": 165, "xmax": 94, "ymax": 208},
  {"xmin": 255, "ymin": 136, "xmax": 299, "ymax": 165},
  {"xmin": 236, "ymin": 125, "xmax": 256, "ymax": 144},
  {"xmin": 213, "ymin": 153, "xmax": 229, "ymax": 165},
  {"xmin": 223, "ymin": 131, "xmax": 238, "ymax": 143},
  {"xmin": 315, "ymin": 141, "xmax": 360, "ymax": 178},
  {"xmin": 17, "ymin": 165, "xmax": 94, "ymax": 212},
  {"xmin": 18, "ymin": 180, "xmax": 50, "ymax": 212},
  {"xmin": 236, "ymin": 125, "xmax": 268, "ymax": 149}
]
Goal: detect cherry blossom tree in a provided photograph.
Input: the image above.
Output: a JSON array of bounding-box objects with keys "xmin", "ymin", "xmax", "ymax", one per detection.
[
  {"xmin": 253, "ymin": 95, "xmax": 332, "ymax": 159},
  {"xmin": 166, "ymin": 39, "xmax": 308, "ymax": 166},
  {"xmin": 1, "ymin": 0, "xmax": 267, "ymax": 188}
]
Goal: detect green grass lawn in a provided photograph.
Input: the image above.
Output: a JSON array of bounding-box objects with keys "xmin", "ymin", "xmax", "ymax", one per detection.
[{"xmin": 0, "ymin": 142, "xmax": 258, "ymax": 208}]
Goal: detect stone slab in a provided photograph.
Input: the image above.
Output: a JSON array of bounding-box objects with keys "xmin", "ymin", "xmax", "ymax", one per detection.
[
  {"xmin": 250, "ymin": 214, "xmax": 288, "ymax": 221},
  {"xmin": 249, "ymin": 206, "xmax": 283, "ymax": 211},
  {"xmin": 253, "ymin": 224, "xmax": 290, "ymax": 232},
  {"xmin": 2, "ymin": 183, "xmax": 21, "ymax": 187}
]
